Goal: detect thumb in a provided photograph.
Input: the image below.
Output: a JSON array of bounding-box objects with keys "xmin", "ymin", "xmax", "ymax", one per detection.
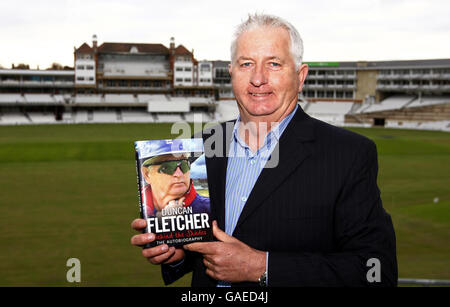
[{"xmin": 212, "ymin": 220, "xmax": 237, "ymax": 243}]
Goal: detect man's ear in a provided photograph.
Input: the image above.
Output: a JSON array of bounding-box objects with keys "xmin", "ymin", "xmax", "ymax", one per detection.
[
  {"xmin": 297, "ymin": 64, "xmax": 309, "ymax": 92},
  {"xmin": 141, "ymin": 166, "xmax": 151, "ymax": 182}
]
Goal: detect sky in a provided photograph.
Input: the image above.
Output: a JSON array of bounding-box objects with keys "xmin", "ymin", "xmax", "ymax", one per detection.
[{"xmin": 1, "ymin": 0, "xmax": 449, "ymax": 69}]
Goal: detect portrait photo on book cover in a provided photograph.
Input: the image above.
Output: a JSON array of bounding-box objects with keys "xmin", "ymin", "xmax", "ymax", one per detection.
[{"xmin": 136, "ymin": 139, "xmax": 211, "ymax": 219}]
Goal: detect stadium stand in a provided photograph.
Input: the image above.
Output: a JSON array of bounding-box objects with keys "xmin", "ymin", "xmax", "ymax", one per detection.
[
  {"xmin": 156, "ymin": 114, "xmax": 184, "ymax": 123},
  {"xmin": 358, "ymin": 95, "xmax": 416, "ymax": 113},
  {"xmin": 121, "ymin": 110, "xmax": 154, "ymax": 123},
  {"xmin": 28, "ymin": 112, "xmax": 55, "ymax": 124},
  {"xmin": 0, "ymin": 94, "xmax": 26, "ymax": 104},
  {"xmin": 306, "ymin": 101, "xmax": 354, "ymax": 125},
  {"xmin": 408, "ymin": 95, "xmax": 450, "ymax": 108},
  {"xmin": 92, "ymin": 110, "xmax": 120, "ymax": 123},
  {"xmin": 1, "ymin": 112, "xmax": 30, "ymax": 125}
]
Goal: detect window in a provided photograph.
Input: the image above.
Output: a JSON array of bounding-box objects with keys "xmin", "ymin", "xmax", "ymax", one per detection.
[
  {"xmin": 176, "ymin": 78, "xmax": 183, "ymax": 82},
  {"xmin": 176, "ymin": 67, "xmax": 183, "ymax": 71},
  {"xmin": 184, "ymin": 67, "xmax": 192, "ymax": 72},
  {"xmin": 326, "ymin": 91, "xmax": 334, "ymax": 98},
  {"xmin": 77, "ymin": 77, "xmax": 84, "ymax": 81},
  {"xmin": 200, "ymin": 64, "xmax": 211, "ymax": 72},
  {"xmin": 77, "ymin": 65, "xmax": 84, "ymax": 70},
  {"xmin": 344, "ymin": 91, "xmax": 353, "ymax": 98},
  {"xmin": 88, "ymin": 77, "xmax": 94, "ymax": 81},
  {"xmin": 184, "ymin": 78, "xmax": 192, "ymax": 82},
  {"xmin": 86, "ymin": 65, "xmax": 94, "ymax": 70}
]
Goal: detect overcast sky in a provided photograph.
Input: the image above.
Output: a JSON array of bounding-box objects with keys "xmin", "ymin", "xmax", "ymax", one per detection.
[{"xmin": 1, "ymin": 0, "xmax": 449, "ymax": 69}]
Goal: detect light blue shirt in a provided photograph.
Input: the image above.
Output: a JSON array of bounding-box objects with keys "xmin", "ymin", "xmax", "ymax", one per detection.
[{"xmin": 218, "ymin": 104, "xmax": 298, "ymax": 287}]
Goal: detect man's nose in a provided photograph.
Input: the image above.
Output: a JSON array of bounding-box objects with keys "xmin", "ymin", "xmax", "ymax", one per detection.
[
  {"xmin": 173, "ymin": 166, "xmax": 184, "ymax": 176},
  {"xmin": 250, "ymin": 65, "xmax": 268, "ymax": 87}
]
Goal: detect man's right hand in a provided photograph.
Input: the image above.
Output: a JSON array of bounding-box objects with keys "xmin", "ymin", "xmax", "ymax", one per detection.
[{"xmin": 131, "ymin": 218, "xmax": 185, "ymax": 264}]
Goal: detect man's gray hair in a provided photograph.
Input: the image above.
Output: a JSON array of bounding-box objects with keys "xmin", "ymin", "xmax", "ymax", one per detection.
[{"xmin": 230, "ymin": 13, "xmax": 304, "ymax": 70}]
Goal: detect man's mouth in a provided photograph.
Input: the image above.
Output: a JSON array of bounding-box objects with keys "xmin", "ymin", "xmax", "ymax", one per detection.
[{"xmin": 250, "ymin": 92, "xmax": 272, "ymax": 97}]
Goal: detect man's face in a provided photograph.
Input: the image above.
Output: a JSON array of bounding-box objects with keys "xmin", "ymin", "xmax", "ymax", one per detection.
[
  {"xmin": 229, "ymin": 26, "xmax": 308, "ymax": 123},
  {"xmin": 142, "ymin": 154, "xmax": 190, "ymax": 203}
]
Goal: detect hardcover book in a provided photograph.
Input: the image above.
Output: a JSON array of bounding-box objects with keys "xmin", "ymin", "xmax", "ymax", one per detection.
[{"xmin": 134, "ymin": 138, "xmax": 212, "ymax": 247}]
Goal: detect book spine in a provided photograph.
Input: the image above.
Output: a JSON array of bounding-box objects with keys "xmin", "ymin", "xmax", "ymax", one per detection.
[{"xmin": 134, "ymin": 148, "xmax": 145, "ymax": 220}]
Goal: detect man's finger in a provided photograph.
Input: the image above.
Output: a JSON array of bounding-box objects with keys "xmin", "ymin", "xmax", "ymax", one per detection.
[
  {"xmin": 142, "ymin": 244, "xmax": 170, "ymax": 258},
  {"xmin": 212, "ymin": 220, "xmax": 236, "ymax": 243},
  {"xmin": 131, "ymin": 233, "xmax": 155, "ymax": 246},
  {"xmin": 147, "ymin": 246, "xmax": 176, "ymax": 265},
  {"xmin": 131, "ymin": 219, "xmax": 147, "ymax": 231},
  {"xmin": 184, "ymin": 242, "xmax": 219, "ymax": 254}
]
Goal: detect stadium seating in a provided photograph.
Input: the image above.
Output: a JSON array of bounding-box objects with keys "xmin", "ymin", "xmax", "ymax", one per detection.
[
  {"xmin": 306, "ymin": 101, "xmax": 354, "ymax": 125},
  {"xmin": 359, "ymin": 95, "xmax": 415, "ymax": 113},
  {"xmin": 156, "ymin": 114, "xmax": 184, "ymax": 123},
  {"xmin": 28, "ymin": 112, "xmax": 55, "ymax": 123},
  {"xmin": 408, "ymin": 96, "xmax": 450, "ymax": 108},
  {"xmin": 121, "ymin": 110, "xmax": 154, "ymax": 123},
  {"xmin": 214, "ymin": 100, "xmax": 239, "ymax": 122},
  {"xmin": 0, "ymin": 112, "xmax": 30, "ymax": 125},
  {"xmin": 24, "ymin": 94, "xmax": 55, "ymax": 104},
  {"xmin": 93, "ymin": 110, "xmax": 119, "ymax": 123},
  {"xmin": 0, "ymin": 94, "xmax": 26, "ymax": 104}
]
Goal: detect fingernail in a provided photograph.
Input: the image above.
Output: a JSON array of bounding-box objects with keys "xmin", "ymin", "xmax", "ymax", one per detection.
[
  {"xmin": 161, "ymin": 245, "xmax": 168, "ymax": 251},
  {"xmin": 148, "ymin": 234, "xmax": 154, "ymax": 241}
]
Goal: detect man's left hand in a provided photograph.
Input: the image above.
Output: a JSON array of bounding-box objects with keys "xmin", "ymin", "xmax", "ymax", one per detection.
[{"xmin": 184, "ymin": 220, "xmax": 266, "ymax": 283}]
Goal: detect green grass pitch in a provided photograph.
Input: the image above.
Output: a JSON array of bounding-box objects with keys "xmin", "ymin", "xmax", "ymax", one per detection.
[{"xmin": 0, "ymin": 123, "xmax": 448, "ymax": 286}]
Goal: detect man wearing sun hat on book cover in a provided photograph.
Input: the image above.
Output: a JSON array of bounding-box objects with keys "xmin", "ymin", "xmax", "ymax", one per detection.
[{"xmin": 138, "ymin": 139, "xmax": 210, "ymax": 217}]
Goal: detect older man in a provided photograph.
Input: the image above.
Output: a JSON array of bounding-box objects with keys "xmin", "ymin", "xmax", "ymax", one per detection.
[{"xmin": 131, "ymin": 14, "xmax": 397, "ymax": 287}]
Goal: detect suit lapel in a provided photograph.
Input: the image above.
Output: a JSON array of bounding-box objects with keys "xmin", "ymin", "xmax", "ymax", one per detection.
[
  {"xmin": 203, "ymin": 121, "xmax": 234, "ymax": 230},
  {"xmin": 233, "ymin": 108, "xmax": 316, "ymax": 233}
]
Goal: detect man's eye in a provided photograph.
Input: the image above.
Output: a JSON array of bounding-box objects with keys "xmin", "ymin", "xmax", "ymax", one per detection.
[
  {"xmin": 240, "ymin": 62, "xmax": 251, "ymax": 67},
  {"xmin": 269, "ymin": 62, "xmax": 281, "ymax": 67}
]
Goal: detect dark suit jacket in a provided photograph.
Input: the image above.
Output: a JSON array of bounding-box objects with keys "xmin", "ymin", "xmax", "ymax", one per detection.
[{"xmin": 161, "ymin": 107, "xmax": 398, "ymax": 287}]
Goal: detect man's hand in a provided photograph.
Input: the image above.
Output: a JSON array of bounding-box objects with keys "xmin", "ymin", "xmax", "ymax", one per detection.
[
  {"xmin": 130, "ymin": 218, "xmax": 185, "ymax": 264},
  {"xmin": 184, "ymin": 221, "xmax": 266, "ymax": 283}
]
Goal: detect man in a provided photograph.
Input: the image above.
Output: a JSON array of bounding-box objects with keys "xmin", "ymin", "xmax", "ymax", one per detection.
[
  {"xmin": 131, "ymin": 14, "xmax": 397, "ymax": 286},
  {"xmin": 140, "ymin": 153, "xmax": 209, "ymax": 217}
]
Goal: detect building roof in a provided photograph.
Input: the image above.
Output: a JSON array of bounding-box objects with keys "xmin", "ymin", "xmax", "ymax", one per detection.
[
  {"xmin": 305, "ymin": 59, "xmax": 450, "ymax": 70},
  {"xmin": 98, "ymin": 43, "xmax": 169, "ymax": 54},
  {"xmin": 174, "ymin": 45, "xmax": 192, "ymax": 56},
  {"xmin": 364, "ymin": 59, "xmax": 450, "ymax": 69},
  {"xmin": 76, "ymin": 43, "xmax": 94, "ymax": 54},
  {"xmin": 0, "ymin": 69, "xmax": 74, "ymax": 76}
]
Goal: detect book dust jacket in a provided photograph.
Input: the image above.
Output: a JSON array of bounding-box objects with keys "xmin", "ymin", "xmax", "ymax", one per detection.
[{"xmin": 134, "ymin": 138, "xmax": 212, "ymax": 247}]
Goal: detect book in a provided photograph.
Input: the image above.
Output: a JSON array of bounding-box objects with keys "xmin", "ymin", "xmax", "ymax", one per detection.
[{"xmin": 134, "ymin": 138, "xmax": 213, "ymax": 248}]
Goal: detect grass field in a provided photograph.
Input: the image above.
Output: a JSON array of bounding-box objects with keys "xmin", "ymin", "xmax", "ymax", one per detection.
[{"xmin": 0, "ymin": 123, "xmax": 449, "ymax": 286}]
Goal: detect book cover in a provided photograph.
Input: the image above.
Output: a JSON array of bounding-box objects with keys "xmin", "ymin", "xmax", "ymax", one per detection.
[{"xmin": 134, "ymin": 138, "xmax": 212, "ymax": 247}]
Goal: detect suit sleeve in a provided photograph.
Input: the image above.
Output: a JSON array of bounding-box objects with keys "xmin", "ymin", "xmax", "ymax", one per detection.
[
  {"xmin": 268, "ymin": 138, "xmax": 398, "ymax": 287},
  {"xmin": 161, "ymin": 251, "xmax": 195, "ymax": 285}
]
